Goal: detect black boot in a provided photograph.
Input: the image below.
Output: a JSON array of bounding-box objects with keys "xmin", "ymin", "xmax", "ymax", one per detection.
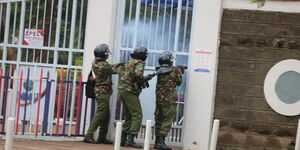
[
  {"xmin": 83, "ymin": 137, "xmax": 96, "ymax": 144},
  {"xmin": 154, "ymin": 136, "xmax": 172, "ymax": 150},
  {"xmin": 96, "ymin": 138, "xmax": 113, "ymax": 144},
  {"xmin": 125, "ymin": 133, "xmax": 143, "ymax": 148},
  {"xmin": 121, "ymin": 132, "xmax": 127, "ymax": 146}
]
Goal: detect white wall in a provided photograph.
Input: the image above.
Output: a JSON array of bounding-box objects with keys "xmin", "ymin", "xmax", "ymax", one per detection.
[
  {"xmin": 183, "ymin": 0, "xmax": 223, "ymax": 150},
  {"xmin": 81, "ymin": 0, "xmax": 118, "ymax": 137},
  {"xmin": 83, "ymin": 0, "xmax": 118, "ymax": 79},
  {"xmin": 224, "ymin": 0, "xmax": 300, "ymax": 13}
]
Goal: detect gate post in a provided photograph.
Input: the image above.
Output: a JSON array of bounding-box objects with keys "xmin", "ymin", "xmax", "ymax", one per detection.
[
  {"xmin": 82, "ymin": 0, "xmax": 119, "ymax": 137},
  {"xmin": 183, "ymin": 0, "xmax": 223, "ymax": 149}
]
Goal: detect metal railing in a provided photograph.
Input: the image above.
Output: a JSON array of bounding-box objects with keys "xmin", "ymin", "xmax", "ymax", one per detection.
[{"xmin": 0, "ymin": 67, "xmax": 96, "ymax": 137}]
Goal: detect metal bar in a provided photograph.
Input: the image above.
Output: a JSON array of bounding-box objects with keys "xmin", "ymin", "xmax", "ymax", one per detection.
[
  {"xmin": 42, "ymin": 0, "xmax": 47, "ymax": 29},
  {"xmin": 154, "ymin": 0, "xmax": 161, "ymax": 49},
  {"xmin": 62, "ymin": 69, "xmax": 71, "ymax": 135},
  {"xmin": 77, "ymin": 0, "xmax": 84, "ymax": 49},
  {"xmin": 16, "ymin": 0, "xmax": 26, "ymax": 72},
  {"xmin": 36, "ymin": 0, "xmax": 40, "ymax": 29},
  {"xmin": 140, "ymin": 0, "xmax": 148, "ymax": 46},
  {"xmin": 48, "ymin": 0, "xmax": 54, "ymax": 47},
  {"xmin": 68, "ymin": 70, "xmax": 77, "ymax": 136},
  {"xmin": 48, "ymin": 71, "xmax": 58, "ymax": 135},
  {"xmin": 182, "ymin": 0, "xmax": 189, "ymax": 51},
  {"xmin": 147, "ymin": 0, "xmax": 154, "ymax": 48},
  {"xmin": 68, "ymin": 0, "xmax": 78, "ymax": 68},
  {"xmin": 173, "ymin": 0, "xmax": 183, "ymax": 51},
  {"xmin": 126, "ymin": 0, "xmax": 133, "ymax": 48},
  {"xmin": 0, "ymin": 0, "xmax": 29, "ymax": 3},
  {"xmin": 63, "ymin": 0, "xmax": 70, "ymax": 48},
  {"xmin": 15, "ymin": 70, "xmax": 23, "ymax": 135},
  {"xmin": 28, "ymin": 0, "xmax": 33, "ymax": 28},
  {"xmin": 167, "ymin": 0, "xmax": 174, "ymax": 50},
  {"xmin": 0, "ymin": 60, "xmax": 83, "ymax": 69},
  {"xmin": 52, "ymin": 0, "xmax": 63, "ymax": 84},
  {"xmin": 56, "ymin": 69, "xmax": 64, "ymax": 136},
  {"xmin": 2, "ymin": 2, "xmax": 11, "ymax": 73},
  {"xmin": 10, "ymin": 70, "xmax": 18, "ymax": 119},
  {"xmin": 42, "ymin": 0, "xmax": 48, "ymax": 63},
  {"xmin": 132, "ymin": 0, "xmax": 141, "ymax": 47},
  {"xmin": 82, "ymin": 96, "xmax": 88, "ymax": 136},
  {"xmin": 119, "ymin": 47, "xmax": 189, "ymax": 55},
  {"xmin": 22, "ymin": 67, "xmax": 30, "ymax": 135},
  {"xmin": 0, "ymin": 68, "xmax": 3, "ymax": 119},
  {"xmin": 75, "ymin": 74, "xmax": 82, "ymax": 135},
  {"xmin": 12, "ymin": 3, "xmax": 18, "ymax": 39},
  {"xmin": 35, "ymin": 68, "xmax": 43, "ymax": 136},
  {"xmin": 0, "ymin": 44, "xmax": 85, "ymax": 52},
  {"xmin": 1, "ymin": 71, "xmax": 9, "ymax": 133},
  {"xmin": 0, "ymin": 4, "xmax": 3, "ymax": 42},
  {"xmin": 29, "ymin": 66, "xmax": 37, "ymax": 134},
  {"xmin": 119, "ymin": 0, "xmax": 126, "ymax": 48},
  {"xmin": 161, "ymin": 0, "xmax": 168, "ymax": 50},
  {"xmin": 26, "ymin": 0, "xmax": 33, "ymax": 63},
  {"xmin": 42, "ymin": 72, "xmax": 51, "ymax": 135},
  {"xmin": 78, "ymin": 82, "xmax": 84, "ymax": 135}
]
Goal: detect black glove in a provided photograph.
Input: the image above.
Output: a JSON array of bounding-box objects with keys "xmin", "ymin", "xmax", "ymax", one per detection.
[
  {"xmin": 143, "ymin": 73, "xmax": 157, "ymax": 81},
  {"xmin": 141, "ymin": 80, "xmax": 149, "ymax": 89},
  {"xmin": 114, "ymin": 62, "xmax": 125, "ymax": 68},
  {"xmin": 178, "ymin": 65, "xmax": 187, "ymax": 74}
]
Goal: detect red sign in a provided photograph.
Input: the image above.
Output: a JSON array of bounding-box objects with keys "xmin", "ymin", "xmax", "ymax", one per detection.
[{"xmin": 23, "ymin": 29, "xmax": 45, "ymax": 46}]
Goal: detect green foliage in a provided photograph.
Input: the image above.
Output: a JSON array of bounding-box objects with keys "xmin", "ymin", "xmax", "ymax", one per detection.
[
  {"xmin": 251, "ymin": 0, "xmax": 266, "ymax": 7},
  {"xmin": 56, "ymin": 68, "xmax": 82, "ymax": 81}
]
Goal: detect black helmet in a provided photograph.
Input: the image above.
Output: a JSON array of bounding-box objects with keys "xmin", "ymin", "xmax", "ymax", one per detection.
[
  {"xmin": 94, "ymin": 44, "xmax": 110, "ymax": 61},
  {"xmin": 130, "ymin": 46, "xmax": 148, "ymax": 61},
  {"xmin": 159, "ymin": 51, "xmax": 173, "ymax": 66}
]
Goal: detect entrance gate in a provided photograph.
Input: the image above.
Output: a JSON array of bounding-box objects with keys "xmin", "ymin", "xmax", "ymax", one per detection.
[
  {"xmin": 112, "ymin": 0, "xmax": 194, "ymax": 146},
  {"xmin": 0, "ymin": 0, "xmax": 89, "ymax": 138}
]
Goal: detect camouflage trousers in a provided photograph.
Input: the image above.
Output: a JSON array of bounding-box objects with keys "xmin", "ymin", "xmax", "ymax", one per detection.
[
  {"xmin": 119, "ymin": 90, "xmax": 143, "ymax": 135},
  {"xmin": 85, "ymin": 94, "xmax": 110, "ymax": 139},
  {"xmin": 155, "ymin": 103, "xmax": 177, "ymax": 137}
]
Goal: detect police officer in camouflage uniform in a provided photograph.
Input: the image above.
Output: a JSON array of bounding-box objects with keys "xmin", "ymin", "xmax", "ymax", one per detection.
[
  {"xmin": 118, "ymin": 46, "xmax": 149, "ymax": 148},
  {"xmin": 83, "ymin": 44, "xmax": 120, "ymax": 144},
  {"xmin": 154, "ymin": 52, "xmax": 183, "ymax": 150}
]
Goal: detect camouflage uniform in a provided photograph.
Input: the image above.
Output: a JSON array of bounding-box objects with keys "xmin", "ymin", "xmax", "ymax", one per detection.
[
  {"xmin": 155, "ymin": 66, "xmax": 182, "ymax": 136},
  {"xmin": 118, "ymin": 59, "xmax": 145, "ymax": 135},
  {"xmin": 85, "ymin": 60, "xmax": 119, "ymax": 140}
]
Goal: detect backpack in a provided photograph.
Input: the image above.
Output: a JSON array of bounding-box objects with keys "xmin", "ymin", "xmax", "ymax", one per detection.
[{"xmin": 85, "ymin": 70, "xmax": 96, "ymax": 99}]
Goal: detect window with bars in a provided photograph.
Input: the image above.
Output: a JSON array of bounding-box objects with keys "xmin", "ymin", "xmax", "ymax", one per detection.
[
  {"xmin": 115, "ymin": 0, "xmax": 194, "ymax": 128},
  {"xmin": 0, "ymin": 0, "xmax": 88, "ymax": 72}
]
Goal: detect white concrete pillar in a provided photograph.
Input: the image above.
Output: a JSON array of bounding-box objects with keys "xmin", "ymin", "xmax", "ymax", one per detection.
[
  {"xmin": 5, "ymin": 117, "xmax": 15, "ymax": 150},
  {"xmin": 144, "ymin": 120, "xmax": 153, "ymax": 150},
  {"xmin": 183, "ymin": 0, "xmax": 223, "ymax": 149},
  {"xmin": 81, "ymin": 0, "xmax": 119, "ymax": 136},
  {"xmin": 114, "ymin": 122, "xmax": 122, "ymax": 150},
  {"xmin": 83, "ymin": 0, "xmax": 118, "ymax": 79},
  {"xmin": 210, "ymin": 120, "xmax": 220, "ymax": 150},
  {"xmin": 296, "ymin": 119, "xmax": 300, "ymax": 150}
]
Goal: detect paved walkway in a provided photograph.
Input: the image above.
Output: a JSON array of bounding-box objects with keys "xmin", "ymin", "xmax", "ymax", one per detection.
[{"xmin": 0, "ymin": 139, "xmax": 183, "ymax": 150}]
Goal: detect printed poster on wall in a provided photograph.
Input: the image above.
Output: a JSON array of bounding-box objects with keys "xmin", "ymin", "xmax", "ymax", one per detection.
[
  {"xmin": 23, "ymin": 29, "xmax": 44, "ymax": 46},
  {"xmin": 194, "ymin": 49, "xmax": 213, "ymax": 73}
]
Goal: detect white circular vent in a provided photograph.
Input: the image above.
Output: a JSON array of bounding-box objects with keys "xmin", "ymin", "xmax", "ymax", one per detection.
[{"xmin": 264, "ymin": 59, "xmax": 300, "ymax": 116}]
